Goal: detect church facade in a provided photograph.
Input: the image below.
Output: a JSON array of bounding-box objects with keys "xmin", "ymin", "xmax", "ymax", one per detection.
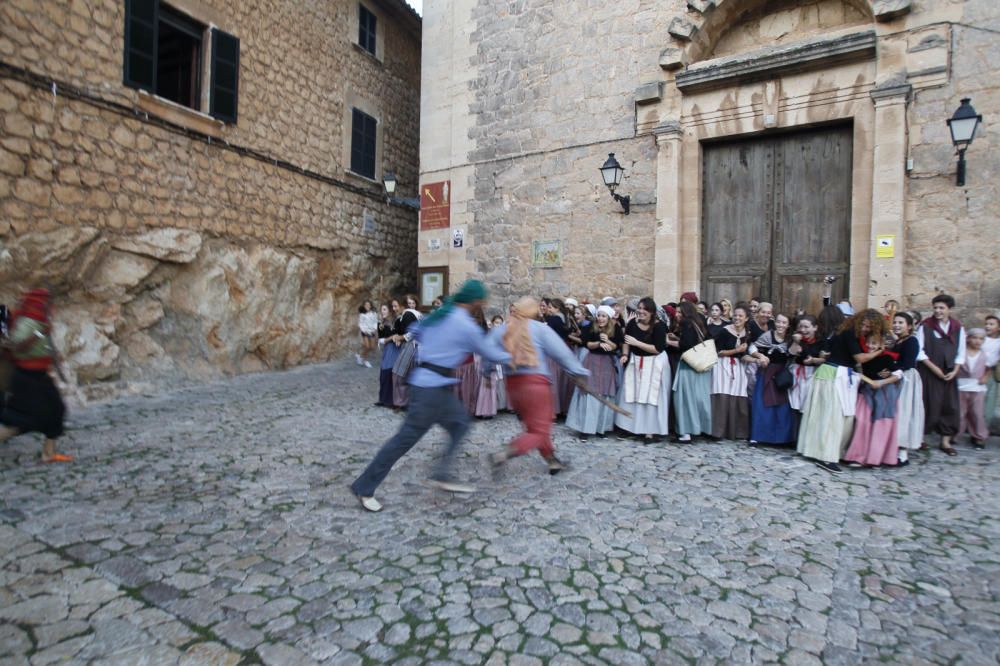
[{"xmin": 418, "ymin": 0, "xmax": 997, "ymax": 319}]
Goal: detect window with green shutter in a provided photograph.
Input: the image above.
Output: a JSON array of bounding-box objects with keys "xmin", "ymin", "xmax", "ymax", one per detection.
[{"xmin": 350, "ymin": 109, "xmax": 377, "ymax": 180}]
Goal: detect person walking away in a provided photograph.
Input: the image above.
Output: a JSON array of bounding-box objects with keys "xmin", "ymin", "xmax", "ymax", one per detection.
[
  {"xmin": 566, "ymin": 305, "xmax": 622, "ymax": 437},
  {"xmin": 356, "ymin": 300, "xmax": 378, "ymax": 368},
  {"xmin": 917, "ymin": 294, "xmax": 966, "ymax": 456},
  {"xmin": 488, "ymin": 297, "xmax": 589, "ymax": 475},
  {"xmin": 891, "ymin": 313, "xmax": 924, "ymax": 463},
  {"xmin": 956, "ymin": 328, "xmax": 990, "ymax": 449},
  {"xmin": 0, "ymin": 288, "xmax": 73, "ymax": 463},
  {"xmin": 350, "ymin": 281, "xmax": 510, "ymax": 512}
]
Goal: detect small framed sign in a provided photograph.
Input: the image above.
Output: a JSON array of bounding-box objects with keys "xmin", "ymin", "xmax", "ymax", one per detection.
[
  {"xmin": 418, "ymin": 266, "xmax": 449, "ymax": 309},
  {"xmin": 532, "ymin": 239, "xmax": 562, "ymax": 268}
]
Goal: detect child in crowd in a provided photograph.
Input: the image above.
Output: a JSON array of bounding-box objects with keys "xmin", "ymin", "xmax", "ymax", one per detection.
[{"xmin": 957, "ymin": 328, "xmax": 990, "ymax": 449}]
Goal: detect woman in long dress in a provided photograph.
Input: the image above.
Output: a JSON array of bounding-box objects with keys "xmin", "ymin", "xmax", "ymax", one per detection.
[
  {"xmin": 391, "ymin": 294, "xmax": 422, "ymax": 408},
  {"xmin": 892, "ymin": 313, "xmax": 924, "ymax": 463},
  {"xmin": 844, "ymin": 315, "xmax": 904, "ymax": 467},
  {"xmin": 797, "ymin": 310, "xmax": 887, "ymax": 474},
  {"xmin": 787, "ymin": 315, "xmax": 825, "ymax": 415},
  {"xmin": 566, "ymin": 306, "xmax": 623, "ymax": 436},
  {"xmin": 375, "ymin": 302, "xmax": 398, "ymax": 407},
  {"xmin": 673, "ymin": 301, "xmax": 713, "ymax": 443},
  {"xmin": 616, "ymin": 297, "xmax": 671, "ymax": 439},
  {"xmin": 749, "ymin": 313, "xmax": 797, "ymax": 445},
  {"xmin": 710, "ymin": 305, "xmax": 753, "ymax": 440}
]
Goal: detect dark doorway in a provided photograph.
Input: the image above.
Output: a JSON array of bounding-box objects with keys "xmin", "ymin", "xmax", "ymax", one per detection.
[{"xmin": 156, "ymin": 5, "xmax": 204, "ymax": 109}]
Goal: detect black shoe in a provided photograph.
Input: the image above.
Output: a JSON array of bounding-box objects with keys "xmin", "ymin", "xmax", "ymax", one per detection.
[
  {"xmin": 546, "ymin": 457, "xmax": 565, "ymax": 476},
  {"xmin": 973, "ymin": 440, "xmax": 985, "ymax": 450},
  {"xmin": 814, "ymin": 460, "xmax": 842, "ymax": 474},
  {"xmin": 896, "ymin": 459, "xmax": 910, "ymax": 467},
  {"xmin": 844, "ymin": 461, "xmax": 864, "ymax": 469}
]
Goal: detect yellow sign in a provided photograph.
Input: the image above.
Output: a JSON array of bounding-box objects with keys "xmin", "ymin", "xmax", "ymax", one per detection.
[{"xmin": 876, "ymin": 235, "xmax": 895, "ymax": 258}]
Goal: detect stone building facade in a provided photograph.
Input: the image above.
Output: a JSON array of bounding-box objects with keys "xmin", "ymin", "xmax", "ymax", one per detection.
[
  {"xmin": 419, "ymin": 0, "xmax": 998, "ymax": 321},
  {"xmin": 0, "ymin": 0, "xmax": 421, "ymax": 401}
]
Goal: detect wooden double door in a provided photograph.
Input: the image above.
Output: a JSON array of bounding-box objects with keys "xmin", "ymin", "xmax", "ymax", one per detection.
[{"xmin": 701, "ymin": 125, "xmax": 853, "ymax": 316}]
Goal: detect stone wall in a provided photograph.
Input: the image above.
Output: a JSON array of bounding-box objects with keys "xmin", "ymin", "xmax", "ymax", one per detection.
[
  {"xmin": 420, "ymin": 0, "xmax": 999, "ymax": 323},
  {"xmin": 0, "ymin": 0, "xmax": 421, "ymax": 402}
]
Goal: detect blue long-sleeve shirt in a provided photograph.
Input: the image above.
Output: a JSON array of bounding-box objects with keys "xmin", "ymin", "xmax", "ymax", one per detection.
[
  {"xmin": 409, "ymin": 308, "xmax": 511, "ymax": 388},
  {"xmin": 487, "ymin": 320, "xmax": 589, "ymax": 380}
]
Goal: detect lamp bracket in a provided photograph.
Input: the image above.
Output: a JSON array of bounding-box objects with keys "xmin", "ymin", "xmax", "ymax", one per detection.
[{"xmin": 612, "ymin": 192, "xmax": 630, "ymax": 215}]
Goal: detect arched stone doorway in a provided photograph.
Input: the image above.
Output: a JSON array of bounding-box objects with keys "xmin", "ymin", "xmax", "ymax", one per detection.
[{"xmin": 645, "ymin": 0, "xmax": 923, "ymax": 312}]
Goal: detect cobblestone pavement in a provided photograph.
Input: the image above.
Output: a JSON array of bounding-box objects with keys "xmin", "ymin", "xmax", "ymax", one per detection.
[{"xmin": 1, "ymin": 361, "xmax": 998, "ymax": 665}]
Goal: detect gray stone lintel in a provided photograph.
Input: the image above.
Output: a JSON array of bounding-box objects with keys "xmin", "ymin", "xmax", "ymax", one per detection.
[
  {"xmin": 653, "ymin": 121, "xmax": 683, "ymax": 139},
  {"xmin": 668, "ymin": 17, "xmax": 698, "ymax": 41},
  {"xmin": 676, "ymin": 30, "xmax": 877, "ymax": 94},
  {"xmin": 635, "ymin": 81, "xmax": 663, "ymax": 104},
  {"xmin": 870, "ymin": 81, "xmax": 912, "ymax": 103},
  {"xmin": 872, "ymin": 0, "xmax": 913, "ymax": 22},
  {"xmin": 659, "ymin": 48, "xmax": 687, "ymax": 71}
]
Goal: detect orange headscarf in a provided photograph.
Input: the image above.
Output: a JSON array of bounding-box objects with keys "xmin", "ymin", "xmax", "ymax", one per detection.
[{"xmin": 503, "ymin": 297, "xmax": 540, "ymax": 368}]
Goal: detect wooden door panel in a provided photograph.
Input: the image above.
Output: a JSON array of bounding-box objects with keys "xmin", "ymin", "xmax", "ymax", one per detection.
[{"xmin": 702, "ymin": 125, "xmax": 853, "ymax": 316}]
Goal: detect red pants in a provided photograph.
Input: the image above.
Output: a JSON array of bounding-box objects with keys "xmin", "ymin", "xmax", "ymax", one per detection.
[{"xmin": 506, "ymin": 374, "xmax": 555, "ymax": 459}]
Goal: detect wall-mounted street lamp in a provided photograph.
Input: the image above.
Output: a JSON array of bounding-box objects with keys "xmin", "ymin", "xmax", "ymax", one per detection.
[
  {"xmin": 599, "ymin": 153, "xmax": 630, "ymax": 215},
  {"xmin": 382, "ymin": 171, "xmax": 420, "ymax": 209},
  {"xmin": 947, "ymin": 98, "xmax": 982, "ymax": 187}
]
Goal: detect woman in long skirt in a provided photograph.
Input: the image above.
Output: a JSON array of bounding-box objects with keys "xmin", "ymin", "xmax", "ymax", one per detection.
[
  {"xmin": 673, "ymin": 302, "xmax": 712, "ymax": 442},
  {"xmin": 490, "ymin": 315, "xmax": 509, "ymax": 411},
  {"xmin": 892, "ymin": 313, "xmax": 925, "ymax": 462},
  {"xmin": 711, "ymin": 305, "xmax": 753, "ymax": 440},
  {"xmin": 749, "ymin": 313, "xmax": 797, "ymax": 445},
  {"xmin": 798, "ymin": 310, "xmax": 887, "ymax": 473},
  {"xmin": 391, "ymin": 295, "xmax": 422, "ymax": 408},
  {"xmin": 787, "ymin": 315, "xmax": 824, "ymax": 414},
  {"xmin": 0, "ymin": 288, "xmax": 73, "ymax": 463},
  {"xmin": 844, "ymin": 325, "xmax": 904, "ymax": 467},
  {"xmin": 983, "ymin": 314, "xmax": 1000, "ymax": 435},
  {"xmin": 616, "ymin": 297, "xmax": 671, "ymax": 439},
  {"xmin": 566, "ymin": 306, "xmax": 623, "ymax": 435},
  {"xmin": 375, "ymin": 303, "xmax": 398, "ymax": 407}
]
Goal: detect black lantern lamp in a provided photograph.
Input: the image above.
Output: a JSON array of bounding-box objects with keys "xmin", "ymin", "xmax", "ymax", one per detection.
[
  {"xmin": 599, "ymin": 153, "xmax": 630, "ymax": 215},
  {"xmin": 946, "ymin": 98, "xmax": 982, "ymax": 187},
  {"xmin": 383, "ymin": 171, "xmax": 398, "ymax": 197}
]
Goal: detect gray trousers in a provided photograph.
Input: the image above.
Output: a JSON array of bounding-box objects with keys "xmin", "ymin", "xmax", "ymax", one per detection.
[{"xmin": 351, "ymin": 385, "xmax": 470, "ymax": 497}]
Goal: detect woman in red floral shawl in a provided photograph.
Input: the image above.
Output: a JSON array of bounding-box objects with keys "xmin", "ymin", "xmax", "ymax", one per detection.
[{"xmin": 0, "ymin": 288, "xmax": 73, "ymax": 463}]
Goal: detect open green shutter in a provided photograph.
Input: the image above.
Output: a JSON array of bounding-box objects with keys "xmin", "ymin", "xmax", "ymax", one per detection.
[
  {"xmin": 123, "ymin": 0, "xmax": 158, "ymax": 91},
  {"xmin": 210, "ymin": 29, "xmax": 240, "ymax": 123}
]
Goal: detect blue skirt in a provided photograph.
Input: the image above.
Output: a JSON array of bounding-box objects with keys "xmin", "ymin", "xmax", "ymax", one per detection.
[{"xmin": 750, "ymin": 370, "xmax": 796, "ymax": 444}]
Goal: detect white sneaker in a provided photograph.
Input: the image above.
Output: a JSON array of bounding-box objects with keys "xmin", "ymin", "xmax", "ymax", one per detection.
[
  {"xmin": 355, "ymin": 354, "xmax": 364, "ymax": 366},
  {"xmin": 355, "ymin": 493, "xmax": 383, "ymax": 512},
  {"xmin": 364, "ymin": 360, "xmax": 372, "ymax": 368},
  {"xmin": 427, "ymin": 479, "xmax": 476, "ymax": 494}
]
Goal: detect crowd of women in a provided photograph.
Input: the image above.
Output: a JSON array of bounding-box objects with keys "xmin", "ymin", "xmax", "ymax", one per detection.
[{"xmin": 363, "ymin": 285, "xmax": 1000, "ymax": 475}]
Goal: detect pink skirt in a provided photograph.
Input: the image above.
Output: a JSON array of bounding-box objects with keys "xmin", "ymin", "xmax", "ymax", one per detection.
[{"xmin": 844, "ymin": 392, "xmax": 899, "ymax": 466}]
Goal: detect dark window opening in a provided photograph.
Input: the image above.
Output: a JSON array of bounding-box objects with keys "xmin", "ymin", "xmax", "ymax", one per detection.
[
  {"xmin": 156, "ymin": 5, "xmax": 204, "ymax": 109},
  {"xmin": 351, "ymin": 108, "xmax": 377, "ymax": 179},
  {"xmin": 359, "ymin": 5, "xmax": 377, "ymax": 56}
]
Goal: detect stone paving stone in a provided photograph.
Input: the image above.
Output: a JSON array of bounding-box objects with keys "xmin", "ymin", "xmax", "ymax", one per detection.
[{"xmin": 0, "ymin": 360, "xmax": 997, "ymax": 662}]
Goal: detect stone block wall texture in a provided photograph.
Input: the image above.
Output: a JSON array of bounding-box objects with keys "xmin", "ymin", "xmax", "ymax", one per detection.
[
  {"xmin": 0, "ymin": 0, "xmax": 421, "ymax": 402},
  {"xmin": 423, "ymin": 0, "xmax": 998, "ymax": 322}
]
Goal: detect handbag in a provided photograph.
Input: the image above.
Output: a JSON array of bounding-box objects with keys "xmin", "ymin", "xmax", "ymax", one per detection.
[
  {"xmin": 392, "ymin": 340, "xmax": 418, "ymax": 378},
  {"xmin": 679, "ymin": 323, "xmax": 718, "ymax": 373},
  {"xmin": 773, "ymin": 365, "xmax": 794, "ymax": 390}
]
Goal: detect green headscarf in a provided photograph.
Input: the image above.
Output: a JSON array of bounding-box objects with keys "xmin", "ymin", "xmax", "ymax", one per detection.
[{"xmin": 420, "ymin": 279, "xmax": 488, "ymax": 328}]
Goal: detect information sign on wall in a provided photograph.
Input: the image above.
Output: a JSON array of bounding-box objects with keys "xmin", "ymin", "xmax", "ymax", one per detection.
[{"xmin": 420, "ymin": 180, "xmax": 451, "ymax": 230}]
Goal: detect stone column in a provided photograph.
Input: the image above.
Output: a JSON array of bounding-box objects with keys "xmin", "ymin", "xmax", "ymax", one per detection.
[
  {"xmin": 868, "ymin": 82, "xmax": 911, "ymax": 308},
  {"xmin": 652, "ymin": 121, "xmax": 683, "ymax": 305}
]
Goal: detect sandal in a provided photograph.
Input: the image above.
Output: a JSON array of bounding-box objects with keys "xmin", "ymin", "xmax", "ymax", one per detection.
[{"xmin": 939, "ymin": 445, "xmax": 957, "ymax": 457}]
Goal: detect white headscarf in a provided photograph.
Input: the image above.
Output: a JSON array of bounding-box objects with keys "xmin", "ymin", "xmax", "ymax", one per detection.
[{"xmin": 596, "ymin": 305, "xmax": 615, "ymax": 320}]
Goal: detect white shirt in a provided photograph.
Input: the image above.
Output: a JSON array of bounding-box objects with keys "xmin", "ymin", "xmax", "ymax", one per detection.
[{"xmin": 983, "ymin": 335, "xmax": 1000, "ymax": 367}]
